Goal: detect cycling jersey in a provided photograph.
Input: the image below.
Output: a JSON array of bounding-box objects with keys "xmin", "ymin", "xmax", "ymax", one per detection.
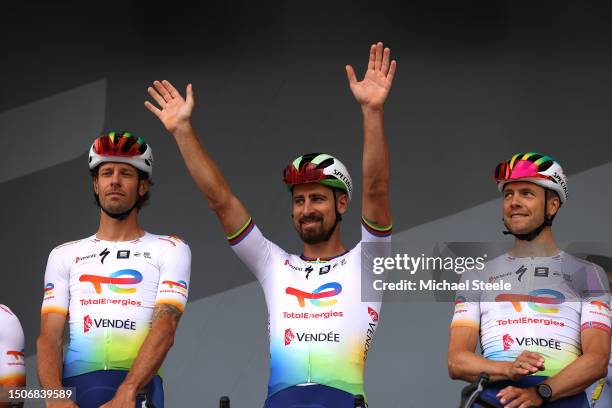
[
  {"xmin": 228, "ymin": 217, "xmax": 391, "ymax": 399},
  {"xmin": 0, "ymin": 305, "xmax": 25, "ymax": 387},
  {"xmin": 41, "ymin": 233, "xmax": 191, "ymax": 378},
  {"xmin": 451, "ymin": 252, "xmax": 611, "ymax": 377}
]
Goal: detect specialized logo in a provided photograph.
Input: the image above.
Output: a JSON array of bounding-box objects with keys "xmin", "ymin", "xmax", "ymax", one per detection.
[
  {"xmin": 503, "ymin": 334, "xmax": 514, "ymax": 351},
  {"xmin": 515, "ymin": 265, "xmax": 527, "ymax": 282},
  {"xmin": 84, "ymin": 315, "xmax": 93, "ymax": 333},
  {"xmin": 285, "ymin": 282, "xmax": 342, "ymax": 307},
  {"xmin": 80, "ymin": 269, "xmax": 143, "ymax": 294},
  {"xmin": 6, "ymin": 350, "xmax": 24, "ymax": 361},
  {"xmin": 99, "ymin": 248, "xmax": 110, "ymax": 264},
  {"xmin": 368, "ymin": 307, "xmax": 379, "ymax": 322},
  {"xmin": 284, "ymin": 328, "xmax": 340, "ymax": 346},
  {"xmin": 162, "ymin": 280, "xmax": 188, "ymax": 292},
  {"xmin": 44, "ymin": 283, "xmax": 54, "ymax": 295},
  {"xmin": 495, "ymin": 289, "xmax": 565, "ymax": 313}
]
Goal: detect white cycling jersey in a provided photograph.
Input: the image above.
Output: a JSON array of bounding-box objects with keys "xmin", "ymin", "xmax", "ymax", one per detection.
[
  {"xmin": 41, "ymin": 233, "xmax": 191, "ymax": 378},
  {"xmin": 0, "ymin": 305, "xmax": 25, "ymax": 387},
  {"xmin": 227, "ymin": 216, "xmax": 391, "ymax": 398},
  {"xmin": 451, "ymin": 251, "xmax": 611, "ymax": 377}
]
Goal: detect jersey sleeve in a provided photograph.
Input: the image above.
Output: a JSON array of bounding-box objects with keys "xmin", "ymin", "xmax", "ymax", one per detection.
[
  {"xmin": 227, "ymin": 217, "xmax": 275, "ymax": 284},
  {"xmin": 361, "ymin": 216, "xmax": 392, "ymax": 243},
  {"xmin": 155, "ymin": 236, "xmax": 192, "ymax": 313},
  {"xmin": 0, "ymin": 306, "xmax": 26, "ymax": 387},
  {"xmin": 580, "ymin": 264, "xmax": 611, "ymax": 334},
  {"xmin": 41, "ymin": 246, "xmax": 70, "ymax": 317},
  {"xmin": 450, "ymin": 268, "xmax": 481, "ymax": 330}
]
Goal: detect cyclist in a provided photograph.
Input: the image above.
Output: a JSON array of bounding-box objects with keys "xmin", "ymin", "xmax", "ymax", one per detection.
[
  {"xmin": 145, "ymin": 42, "xmax": 395, "ymax": 406},
  {"xmin": 37, "ymin": 132, "xmax": 191, "ymax": 408},
  {"xmin": 0, "ymin": 304, "xmax": 25, "ymax": 408},
  {"xmin": 448, "ymin": 152, "xmax": 611, "ymax": 407}
]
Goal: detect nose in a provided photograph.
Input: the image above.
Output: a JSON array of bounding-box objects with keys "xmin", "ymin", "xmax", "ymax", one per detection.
[
  {"xmin": 110, "ymin": 170, "xmax": 122, "ymax": 186},
  {"xmin": 302, "ymin": 198, "xmax": 316, "ymax": 216}
]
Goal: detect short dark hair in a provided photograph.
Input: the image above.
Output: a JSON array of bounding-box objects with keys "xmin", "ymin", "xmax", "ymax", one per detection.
[{"xmin": 90, "ymin": 167, "xmax": 152, "ymax": 211}]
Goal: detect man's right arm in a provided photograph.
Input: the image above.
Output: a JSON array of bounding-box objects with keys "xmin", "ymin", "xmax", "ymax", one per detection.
[
  {"xmin": 37, "ymin": 314, "xmax": 77, "ymax": 408},
  {"xmin": 145, "ymin": 80, "xmax": 249, "ymax": 235},
  {"xmin": 448, "ymin": 326, "xmax": 543, "ymax": 383}
]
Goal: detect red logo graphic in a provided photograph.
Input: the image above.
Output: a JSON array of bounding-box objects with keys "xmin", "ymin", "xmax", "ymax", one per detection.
[
  {"xmin": 284, "ymin": 328, "xmax": 295, "ymax": 346},
  {"xmin": 6, "ymin": 350, "xmax": 24, "ymax": 360},
  {"xmin": 503, "ymin": 334, "xmax": 514, "ymax": 351},
  {"xmin": 591, "ymin": 301, "xmax": 611, "ymax": 311},
  {"xmin": 368, "ymin": 307, "xmax": 379, "ymax": 322},
  {"xmin": 84, "ymin": 315, "xmax": 93, "ymax": 333}
]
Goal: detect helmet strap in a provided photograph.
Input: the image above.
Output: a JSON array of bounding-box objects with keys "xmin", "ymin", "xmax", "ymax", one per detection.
[{"xmin": 502, "ymin": 190, "xmax": 553, "ymax": 241}]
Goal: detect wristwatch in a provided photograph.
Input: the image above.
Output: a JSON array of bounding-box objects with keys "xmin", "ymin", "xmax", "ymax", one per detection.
[{"xmin": 536, "ymin": 383, "xmax": 552, "ymax": 403}]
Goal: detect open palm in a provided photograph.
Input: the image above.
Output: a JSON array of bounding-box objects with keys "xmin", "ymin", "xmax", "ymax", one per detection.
[
  {"xmin": 145, "ymin": 80, "xmax": 194, "ymax": 134},
  {"xmin": 346, "ymin": 42, "xmax": 396, "ymax": 110}
]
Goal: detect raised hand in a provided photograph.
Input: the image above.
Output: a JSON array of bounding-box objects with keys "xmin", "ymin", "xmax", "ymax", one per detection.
[
  {"xmin": 346, "ymin": 42, "xmax": 397, "ymax": 111},
  {"xmin": 144, "ymin": 80, "xmax": 194, "ymax": 134}
]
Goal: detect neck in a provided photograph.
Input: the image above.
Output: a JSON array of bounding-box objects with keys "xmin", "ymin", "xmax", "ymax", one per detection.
[
  {"xmin": 96, "ymin": 209, "xmax": 144, "ymax": 241},
  {"xmin": 510, "ymin": 227, "xmax": 559, "ymax": 257},
  {"xmin": 302, "ymin": 227, "xmax": 347, "ymax": 259}
]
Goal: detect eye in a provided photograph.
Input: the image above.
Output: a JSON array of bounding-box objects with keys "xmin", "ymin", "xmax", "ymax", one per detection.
[{"xmin": 293, "ymin": 197, "xmax": 304, "ymax": 205}]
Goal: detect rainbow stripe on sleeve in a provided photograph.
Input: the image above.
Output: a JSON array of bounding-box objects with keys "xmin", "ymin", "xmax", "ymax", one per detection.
[
  {"xmin": 227, "ymin": 217, "xmax": 255, "ymax": 246},
  {"xmin": 362, "ymin": 217, "xmax": 392, "ymax": 237}
]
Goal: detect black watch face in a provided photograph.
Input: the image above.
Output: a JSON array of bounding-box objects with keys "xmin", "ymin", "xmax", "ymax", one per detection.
[{"xmin": 537, "ymin": 384, "xmax": 552, "ymax": 399}]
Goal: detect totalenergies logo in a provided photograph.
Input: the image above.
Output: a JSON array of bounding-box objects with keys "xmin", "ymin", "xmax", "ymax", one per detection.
[
  {"xmin": 80, "ymin": 269, "xmax": 143, "ymax": 294},
  {"xmin": 162, "ymin": 280, "xmax": 188, "ymax": 293},
  {"xmin": 285, "ymin": 282, "xmax": 342, "ymax": 307},
  {"xmin": 6, "ymin": 350, "xmax": 24, "ymax": 361},
  {"xmin": 44, "ymin": 283, "xmax": 54, "ymax": 296},
  {"xmin": 591, "ymin": 301, "xmax": 611, "ymax": 312},
  {"xmin": 454, "ymin": 296, "xmax": 467, "ymax": 310},
  {"xmin": 496, "ymin": 289, "xmax": 565, "ymax": 313}
]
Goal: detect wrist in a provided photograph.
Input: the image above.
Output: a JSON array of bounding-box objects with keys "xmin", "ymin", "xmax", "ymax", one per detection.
[
  {"xmin": 117, "ymin": 382, "xmax": 138, "ymax": 398},
  {"xmin": 171, "ymin": 122, "xmax": 194, "ymax": 139},
  {"xmin": 360, "ymin": 105, "xmax": 384, "ymax": 116}
]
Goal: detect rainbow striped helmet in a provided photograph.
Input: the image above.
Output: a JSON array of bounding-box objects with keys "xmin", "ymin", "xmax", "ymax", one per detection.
[
  {"xmin": 88, "ymin": 131, "xmax": 153, "ymax": 179},
  {"xmin": 494, "ymin": 152, "xmax": 568, "ymax": 203},
  {"xmin": 282, "ymin": 153, "xmax": 353, "ymax": 200}
]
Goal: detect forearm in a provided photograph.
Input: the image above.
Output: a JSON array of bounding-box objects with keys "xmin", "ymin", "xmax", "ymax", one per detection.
[
  {"xmin": 171, "ymin": 124, "xmax": 235, "ymax": 211},
  {"xmin": 361, "ymin": 107, "xmax": 391, "ymax": 225},
  {"xmin": 36, "ymin": 336, "xmax": 64, "ymax": 389},
  {"xmin": 118, "ymin": 326, "xmax": 175, "ymax": 395},
  {"xmin": 449, "ymin": 351, "xmax": 513, "ymax": 383},
  {"xmin": 545, "ymin": 352, "xmax": 608, "ymax": 401}
]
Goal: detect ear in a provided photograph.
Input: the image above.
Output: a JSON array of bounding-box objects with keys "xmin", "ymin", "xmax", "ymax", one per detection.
[
  {"xmin": 138, "ymin": 179, "xmax": 150, "ymax": 197},
  {"xmin": 547, "ymin": 195, "xmax": 561, "ymax": 218},
  {"xmin": 92, "ymin": 176, "xmax": 99, "ymax": 195},
  {"xmin": 336, "ymin": 192, "xmax": 349, "ymax": 215}
]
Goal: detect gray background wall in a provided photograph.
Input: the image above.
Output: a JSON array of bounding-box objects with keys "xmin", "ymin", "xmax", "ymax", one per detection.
[{"xmin": 3, "ymin": 1, "xmax": 612, "ymax": 406}]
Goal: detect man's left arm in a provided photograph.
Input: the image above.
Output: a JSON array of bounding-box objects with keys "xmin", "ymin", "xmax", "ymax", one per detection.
[
  {"xmin": 498, "ymin": 329, "xmax": 610, "ymax": 407},
  {"xmin": 100, "ymin": 303, "xmax": 183, "ymax": 407},
  {"xmin": 346, "ymin": 42, "xmax": 396, "ymax": 228}
]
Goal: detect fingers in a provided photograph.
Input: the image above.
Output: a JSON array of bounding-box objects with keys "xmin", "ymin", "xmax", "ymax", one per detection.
[
  {"xmin": 381, "ymin": 47, "xmax": 390, "ymax": 74},
  {"xmin": 367, "ymin": 44, "xmax": 376, "ymax": 71},
  {"xmin": 147, "ymin": 86, "xmax": 166, "ymax": 108},
  {"xmin": 387, "ymin": 60, "xmax": 397, "ymax": 84},
  {"xmin": 162, "ymin": 80, "xmax": 181, "ymax": 98},
  {"xmin": 153, "ymin": 80, "xmax": 172, "ymax": 103},
  {"xmin": 374, "ymin": 42, "xmax": 383, "ymax": 71},
  {"xmin": 345, "ymin": 65, "xmax": 357, "ymax": 85},
  {"xmin": 185, "ymin": 83, "xmax": 194, "ymax": 106},
  {"xmin": 144, "ymin": 101, "xmax": 162, "ymax": 118}
]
